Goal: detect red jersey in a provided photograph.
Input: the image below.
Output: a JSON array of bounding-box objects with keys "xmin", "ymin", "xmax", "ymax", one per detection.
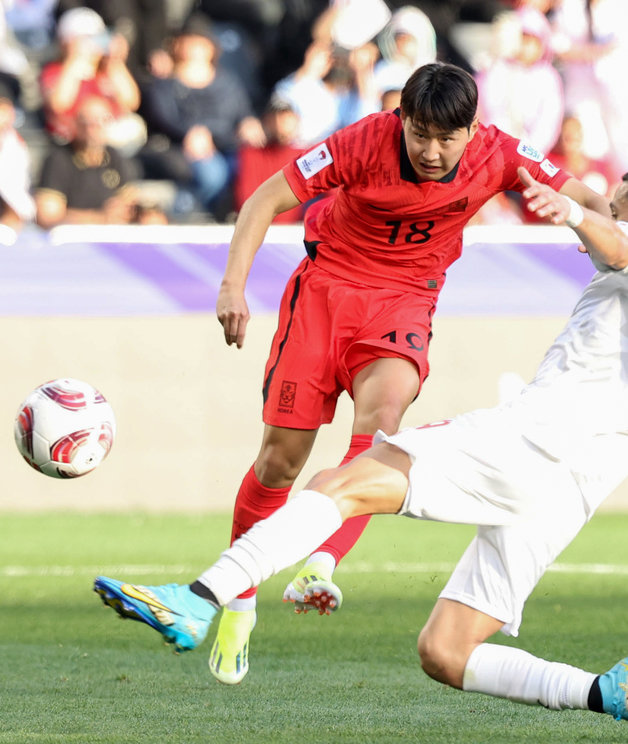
[
  {"xmin": 39, "ymin": 61, "xmax": 122, "ymax": 142},
  {"xmin": 283, "ymin": 110, "xmax": 570, "ymax": 294},
  {"xmin": 236, "ymin": 143, "xmax": 305, "ymax": 224}
]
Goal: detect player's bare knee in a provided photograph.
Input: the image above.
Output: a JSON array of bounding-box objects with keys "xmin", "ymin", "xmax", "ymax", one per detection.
[
  {"xmin": 354, "ymin": 402, "xmax": 405, "ymax": 436},
  {"xmin": 417, "ymin": 627, "xmax": 465, "ymax": 688},
  {"xmin": 255, "ymin": 447, "xmax": 302, "ymax": 487},
  {"xmin": 307, "ymin": 468, "xmax": 361, "ymax": 517}
]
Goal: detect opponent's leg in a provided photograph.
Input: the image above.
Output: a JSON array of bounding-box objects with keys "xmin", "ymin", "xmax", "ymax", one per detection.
[
  {"xmin": 285, "ymin": 357, "xmax": 419, "ymax": 614},
  {"xmin": 419, "ymin": 595, "xmax": 626, "ymax": 719},
  {"xmin": 282, "ymin": 433, "xmax": 372, "ymax": 614},
  {"xmin": 198, "ymin": 448, "xmax": 409, "ymax": 600},
  {"xmin": 94, "ymin": 445, "xmax": 409, "ymax": 673},
  {"xmin": 464, "ymin": 643, "xmax": 628, "ymax": 719}
]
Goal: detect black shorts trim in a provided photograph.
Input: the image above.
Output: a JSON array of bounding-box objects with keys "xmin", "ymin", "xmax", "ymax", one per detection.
[{"xmin": 262, "ymin": 264, "xmax": 307, "ymax": 404}]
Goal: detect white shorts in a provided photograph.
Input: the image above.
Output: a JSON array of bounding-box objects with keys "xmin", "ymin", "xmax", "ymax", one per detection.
[{"xmin": 376, "ymin": 407, "xmax": 594, "ymax": 636}]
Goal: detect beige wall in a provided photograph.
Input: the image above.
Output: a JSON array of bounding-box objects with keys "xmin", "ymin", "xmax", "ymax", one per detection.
[{"xmin": 4, "ymin": 312, "xmax": 627, "ymax": 512}]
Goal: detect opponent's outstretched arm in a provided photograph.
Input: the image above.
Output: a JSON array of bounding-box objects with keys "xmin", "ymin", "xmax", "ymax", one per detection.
[{"xmin": 519, "ymin": 166, "xmax": 628, "ymax": 269}]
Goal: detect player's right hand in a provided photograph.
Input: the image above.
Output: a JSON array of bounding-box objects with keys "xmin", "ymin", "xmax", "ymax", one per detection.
[
  {"xmin": 518, "ymin": 166, "xmax": 572, "ymax": 225},
  {"xmin": 216, "ymin": 285, "xmax": 250, "ymax": 348}
]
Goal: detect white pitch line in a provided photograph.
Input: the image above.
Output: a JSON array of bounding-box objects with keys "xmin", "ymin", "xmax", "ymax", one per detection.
[
  {"xmin": 343, "ymin": 561, "xmax": 628, "ymax": 576},
  {"xmin": 0, "ymin": 564, "xmax": 192, "ymax": 577},
  {"xmin": 2, "ymin": 562, "xmax": 628, "ymax": 578}
]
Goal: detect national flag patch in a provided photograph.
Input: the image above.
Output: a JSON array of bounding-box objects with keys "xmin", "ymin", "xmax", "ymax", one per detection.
[{"xmin": 540, "ymin": 158, "xmax": 559, "ymax": 177}]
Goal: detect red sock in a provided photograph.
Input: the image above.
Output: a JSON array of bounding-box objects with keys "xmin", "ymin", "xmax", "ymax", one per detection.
[
  {"xmin": 313, "ymin": 434, "xmax": 373, "ymax": 566},
  {"xmin": 231, "ymin": 464, "xmax": 291, "ymax": 599}
]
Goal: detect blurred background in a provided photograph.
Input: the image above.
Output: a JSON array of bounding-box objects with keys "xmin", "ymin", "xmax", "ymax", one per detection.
[{"xmin": 2, "ymin": 0, "xmax": 628, "ymax": 511}]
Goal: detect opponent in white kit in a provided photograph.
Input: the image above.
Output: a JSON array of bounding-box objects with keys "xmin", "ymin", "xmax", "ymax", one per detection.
[{"xmin": 95, "ymin": 169, "xmax": 628, "ymax": 720}]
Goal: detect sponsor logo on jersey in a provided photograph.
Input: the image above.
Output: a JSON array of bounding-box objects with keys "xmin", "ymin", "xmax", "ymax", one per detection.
[
  {"xmin": 540, "ymin": 158, "xmax": 559, "ymax": 178},
  {"xmin": 517, "ymin": 141, "xmax": 544, "ymax": 163},
  {"xmin": 296, "ymin": 143, "xmax": 333, "ymax": 178}
]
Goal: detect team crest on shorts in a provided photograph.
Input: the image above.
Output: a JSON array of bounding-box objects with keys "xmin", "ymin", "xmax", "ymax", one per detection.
[{"xmin": 279, "ymin": 381, "xmax": 297, "ymax": 411}]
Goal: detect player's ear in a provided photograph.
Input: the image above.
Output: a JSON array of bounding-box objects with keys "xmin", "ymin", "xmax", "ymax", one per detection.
[{"xmin": 468, "ymin": 117, "xmax": 479, "ymax": 140}]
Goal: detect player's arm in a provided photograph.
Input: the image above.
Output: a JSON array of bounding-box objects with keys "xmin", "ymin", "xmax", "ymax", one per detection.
[
  {"xmin": 557, "ymin": 175, "xmax": 611, "ymax": 216},
  {"xmin": 519, "ymin": 166, "xmax": 628, "ymax": 270},
  {"xmin": 572, "ymin": 208, "xmax": 628, "ymax": 270},
  {"xmin": 217, "ymin": 170, "xmax": 301, "ymax": 348}
]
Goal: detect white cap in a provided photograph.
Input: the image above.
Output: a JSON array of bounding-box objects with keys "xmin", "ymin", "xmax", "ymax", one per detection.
[
  {"xmin": 378, "ymin": 6, "xmax": 437, "ymax": 69},
  {"xmin": 57, "ymin": 7, "xmax": 106, "ymax": 42},
  {"xmin": 331, "ymin": 0, "xmax": 391, "ymax": 50}
]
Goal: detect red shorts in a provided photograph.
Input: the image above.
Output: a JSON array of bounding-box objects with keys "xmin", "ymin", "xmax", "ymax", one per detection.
[{"xmin": 262, "ymin": 258, "xmax": 437, "ymax": 429}]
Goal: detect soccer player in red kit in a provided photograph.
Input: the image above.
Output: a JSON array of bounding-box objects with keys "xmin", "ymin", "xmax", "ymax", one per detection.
[{"xmin": 102, "ymin": 63, "xmax": 612, "ymax": 684}]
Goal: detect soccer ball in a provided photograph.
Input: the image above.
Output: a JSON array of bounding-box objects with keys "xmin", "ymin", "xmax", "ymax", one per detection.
[{"xmin": 14, "ymin": 378, "xmax": 116, "ymax": 478}]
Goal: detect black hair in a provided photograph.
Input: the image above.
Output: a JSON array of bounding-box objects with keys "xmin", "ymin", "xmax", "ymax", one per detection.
[
  {"xmin": 400, "ymin": 62, "xmax": 478, "ymax": 131},
  {"xmin": 622, "ymin": 173, "xmax": 628, "ymax": 182}
]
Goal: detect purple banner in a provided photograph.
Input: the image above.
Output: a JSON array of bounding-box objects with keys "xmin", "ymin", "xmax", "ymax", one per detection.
[{"xmin": 1, "ymin": 225, "xmax": 590, "ymax": 317}]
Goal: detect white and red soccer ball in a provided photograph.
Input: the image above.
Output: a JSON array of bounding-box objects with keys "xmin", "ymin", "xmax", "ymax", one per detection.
[{"xmin": 14, "ymin": 378, "xmax": 116, "ymax": 478}]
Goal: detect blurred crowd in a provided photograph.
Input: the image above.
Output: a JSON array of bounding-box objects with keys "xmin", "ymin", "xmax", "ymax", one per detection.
[{"xmin": 1, "ymin": 0, "xmax": 627, "ymax": 234}]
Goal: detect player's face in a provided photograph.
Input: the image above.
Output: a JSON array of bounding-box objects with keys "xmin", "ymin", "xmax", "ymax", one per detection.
[
  {"xmin": 401, "ymin": 115, "xmax": 478, "ymax": 181},
  {"xmin": 610, "ymin": 182, "xmax": 628, "ymax": 222}
]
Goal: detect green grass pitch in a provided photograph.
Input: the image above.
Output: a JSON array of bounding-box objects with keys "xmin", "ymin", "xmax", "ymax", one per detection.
[{"xmin": 2, "ymin": 511, "xmax": 628, "ymax": 743}]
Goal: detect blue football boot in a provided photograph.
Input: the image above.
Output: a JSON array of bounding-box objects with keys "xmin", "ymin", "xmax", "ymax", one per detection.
[
  {"xmin": 599, "ymin": 657, "xmax": 628, "ymax": 720},
  {"xmin": 94, "ymin": 576, "xmax": 217, "ymax": 651}
]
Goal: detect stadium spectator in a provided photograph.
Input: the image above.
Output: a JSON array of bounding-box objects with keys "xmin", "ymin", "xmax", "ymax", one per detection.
[
  {"xmin": 5, "ymin": 0, "xmax": 56, "ymax": 54},
  {"xmin": 261, "ymin": 0, "xmax": 332, "ymax": 92},
  {"xmin": 550, "ymin": 0, "xmax": 614, "ymax": 163},
  {"xmin": 272, "ymin": 37, "xmax": 381, "ymax": 147},
  {"xmin": 234, "ymin": 96, "xmax": 304, "ymax": 224},
  {"xmin": 188, "ymin": 0, "xmax": 284, "ymax": 50},
  {"xmin": 137, "ymin": 13, "xmax": 264, "ymax": 220},
  {"xmin": 35, "ymin": 94, "xmax": 137, "ymax": 228},
  {"xmin": 179, "ymin": 0, "xmax": 281, "ymax": 114},
  {"xmin": 380, "ymin": 87, "xmax": 402, "ymax": 111},
  {"xmin": 374, "ymin": 6, "xmax": 437, "ymax": 99},
  {"xmin": 96, "ymin": 170, "xmax": 628, "ymax": 723},
  {"xmin": 576, "ymin": 0, "xmax": 628, "ymax": 178},
  {"xmin": 185, "ymin": 62, "xmax": 605, "ymax": 687},
  {"xmin": 476, "ymin": 6, "xmax": 564, "ymax": 153},
  {"xmin": 394, "ymin": 0, "xmax": 504, "ymax": 71},
  {"xmin": 0, "ymin": 96, "xmax": 35, "ymax": 232},
  {"xmin": 53, "ymin": 0, "xmax": 169, "ymax": 85},
  {"xmin": 549, "ymin": 115, "xmax": 615, "ymax": 197},
  {"xmin": 0, "ymin": 0, "xmax": 31, "ymax": 108},
  {"xmin": 39, "ymin": 6, "xmax": 145, "ymax": 155},
  {"xmin": 322, "ymin": 0, "xmax": 391, "ymax": 52},
  {"xmin": 550, "ymin": 0, "xmax": 628, "ymax": 177}
]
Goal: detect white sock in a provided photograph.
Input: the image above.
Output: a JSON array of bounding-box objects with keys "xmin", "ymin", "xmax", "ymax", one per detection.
[
  {"xmin": 197, "ymin": 490, "xmax": 343, "ymax": 606},
  {"xmin": 463, "ymin": 643, "xmax": 596, "ymax": 710},
  {"xmin": 305, "ymin": 551, "xmax": 337, "ymax": 574},
  {"xmin": 226, "ymin": 597, "xmax": 256, "ymax": 612}
]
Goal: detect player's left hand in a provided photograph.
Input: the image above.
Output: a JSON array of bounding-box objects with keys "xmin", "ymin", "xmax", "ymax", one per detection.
[
  {"xmin": 518, "ymin": 166, "xmax": 572, "ymax": 225},
  {"xmin": 216, "ymin": 284, "xmax": 250, "ymax": 348}
]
